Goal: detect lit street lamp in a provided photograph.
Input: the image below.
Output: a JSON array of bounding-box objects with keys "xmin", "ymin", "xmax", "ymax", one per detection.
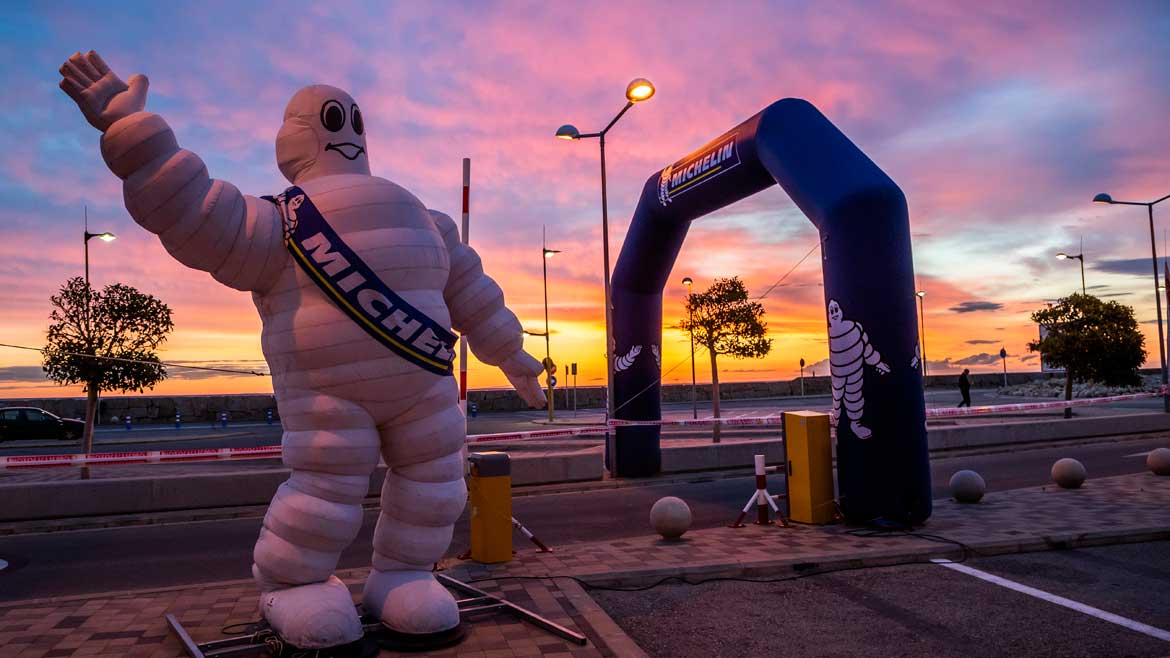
[
  {"xmin": 542, "ymin": 230, "xmax": 561, "ymax": 423},
  {"xmin": 1094, "ymin": 191, "xmax": 1170, "ymax": 412},
  {"xmin": 83, "ymin": 206, "xmax": 116, "ymax": 289},
  {"xmin": 682, "ymin": 276, "xmax": 697, "ymax": 419},
  {"xmin": 1054, "ymin": 252, "xmax": 1086, "ymax": 295},
  {"xmin": 556, "ymin": 77, "xmax": 656, "ymax": 428},
  {"xmin": 916, "ymin": 290, "xmax": 927, "ymax": 383}
]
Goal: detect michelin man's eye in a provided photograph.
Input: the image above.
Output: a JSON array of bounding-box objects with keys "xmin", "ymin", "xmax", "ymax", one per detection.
[
  {"xmin": 320, "ymin": 100, "xmax": 345, "ymax": 132},
  {"xmin": 351, "ymin": 105, "xmax": 364, "ymax": 135}
]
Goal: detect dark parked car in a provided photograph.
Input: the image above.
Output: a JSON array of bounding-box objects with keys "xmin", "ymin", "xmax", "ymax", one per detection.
[{"xmin": 0, "ymin": 407, "xmax": 86, "ymax": 442}]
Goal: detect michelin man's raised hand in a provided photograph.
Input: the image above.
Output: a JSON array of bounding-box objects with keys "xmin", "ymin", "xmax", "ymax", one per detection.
[
  {"xmin": 59, "ymin": 51, "xmax": 545, "ymax": 650},
  {"xmin": 59, "ymin": 51, "xmax": 149, "ymax": 132}
]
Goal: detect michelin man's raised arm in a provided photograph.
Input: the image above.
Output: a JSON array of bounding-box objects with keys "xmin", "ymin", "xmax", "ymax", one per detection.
[
  {"xmin": 430, "ymin": 210, "xmax": 546, "ymax": 408},
  {"xmin": 59, "ymin": 51, "xmax": 286, "ymax": 293}
]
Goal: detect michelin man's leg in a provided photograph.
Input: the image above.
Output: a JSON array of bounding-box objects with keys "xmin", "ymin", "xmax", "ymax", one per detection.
[
  {"xmin": 364, "ymin": 377, "xmax": 467, "ymax": 635},
  {"xmin": 831, "ymin": 377, "xmax": 844, "ymax": 426},
  {"xmin": 843, "ymin": 371, "xmax": 871, "ymax": 439},
  {"xmin": 252, "ymin": 389, "xmax": 381, "ymax": 648}
]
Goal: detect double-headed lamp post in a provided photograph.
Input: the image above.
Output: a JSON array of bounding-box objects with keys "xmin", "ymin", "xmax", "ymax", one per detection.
[
  {"xmin": 542, "ymin": 240, "xmax": 560, "ymax": 422},
  {"xmin": 1094, "ymin": 191, "xmax": 1170, "ymax": 412},
  {"xmin": 556, "ymin": 78, "xmax": 656, "ymax": 428},
  {"xmin": 682, "ymin": 276, "xmax": 697, "ymax": 419},
  {"xmin": 916, "ymin": 290, "xmax": 927, "ymax": 382}
]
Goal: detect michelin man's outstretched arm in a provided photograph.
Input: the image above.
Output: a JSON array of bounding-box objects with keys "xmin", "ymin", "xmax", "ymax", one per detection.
[
  {"xmin": 860, "ymin": 329, "xmax": 891, "ymax": 374},
  {"xmin": 430, "ymin": 211, "xmax": 546, "ymax": 409},
  {"xmin": 58, "ymin": 51, "xmax": 286, "ymax": 293}
]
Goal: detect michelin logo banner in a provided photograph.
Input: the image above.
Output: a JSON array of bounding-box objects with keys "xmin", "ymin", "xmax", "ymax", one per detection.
[{"xmin": 658, "ymin": 133, "xmax": 741, "ymax": 206}]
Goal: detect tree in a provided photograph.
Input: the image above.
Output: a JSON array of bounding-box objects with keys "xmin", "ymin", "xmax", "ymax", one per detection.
[
  {"xmin": 42, "ymin": 277, "xmax": 174, "ymax": 453},
  {"xmin": 1027, "ymin": 293, "xmax": 1145, "ymax": 419},
  {"xmin": 680, "ymin": 277, "xmax": 772, "ymax": 442}
]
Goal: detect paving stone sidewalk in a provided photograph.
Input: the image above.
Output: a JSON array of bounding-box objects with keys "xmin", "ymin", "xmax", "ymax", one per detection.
[{"xmin": 1, "ymin": 473, "xmax": 1166, "ymax": 658}]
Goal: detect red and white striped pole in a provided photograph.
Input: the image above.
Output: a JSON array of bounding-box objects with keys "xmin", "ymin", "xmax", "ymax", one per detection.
[
  {"xmin": 460, "ymin": 158, "xmax": 470, "ymax": 417},
  {"xmin": 729, "ymin": 454, "xmax": 788, "ymax": 528},
  {"xmin": 512, "ymin": 516, "xmax": 553, "ymax": 553}
]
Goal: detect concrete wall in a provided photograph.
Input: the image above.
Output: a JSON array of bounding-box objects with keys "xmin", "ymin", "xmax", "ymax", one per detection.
[
  {"xmin": 4, "ymin": 369, "xmax": 1094, "ymax": 424},
  {"xmin": 0, "ymin": 447, "xmax": 605, "ymax": 522}
]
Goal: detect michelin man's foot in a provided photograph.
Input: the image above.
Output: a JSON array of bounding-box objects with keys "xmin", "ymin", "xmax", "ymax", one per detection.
[
  {"xmin": 258, "ymin": 575, "xmax": 363, "ymax": 649},
  {"xmin": 850, "ymin": 420, "xmax": 873, "ymax": 439},
  {"xmin": 362, "ymin": 569, "xmax": 459, "ymax": 635}
]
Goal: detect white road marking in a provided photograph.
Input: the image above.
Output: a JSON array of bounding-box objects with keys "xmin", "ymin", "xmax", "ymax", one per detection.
[
  {"xmin": 932, "ymin": 559, "xmax": 1170, "ymax": 642},
  {"xmin": 1125, "ymin": 450, "xmax": 1153, "ymax": 458},
  {"xmin": 0, "ymin": 559, "xmax": 7, "ymax": 572}
]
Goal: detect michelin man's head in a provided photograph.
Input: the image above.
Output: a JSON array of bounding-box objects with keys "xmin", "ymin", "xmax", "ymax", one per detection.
[
  {"xmin": 276, "ymin": 84, "xmax": 370, "ymax": 184},
  {"xmin": 827, "ymin": 300, "xmax": 843, "ymax": 326}
]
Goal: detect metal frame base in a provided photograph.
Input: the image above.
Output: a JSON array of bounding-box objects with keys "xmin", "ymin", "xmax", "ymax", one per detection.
[{"xmin": 166, "ymin": 574, "xmax": 587, "ymax": 657}]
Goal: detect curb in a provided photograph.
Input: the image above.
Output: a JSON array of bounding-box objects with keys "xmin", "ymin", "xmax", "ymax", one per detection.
[
  {"xmin": 558, "ymin": 578, "xmax": 651, "ymax": 658},
  {"xmin": 565, "ymin": 525, "xmax": 1170, "ymax": 589}
]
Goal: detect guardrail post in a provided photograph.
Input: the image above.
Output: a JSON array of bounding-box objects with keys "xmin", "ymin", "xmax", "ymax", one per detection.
[
  {"xmin": 219, "ymin": 411, "xmax": 228, "ymax": 429},
  {"xmin": 175, "ymin": 412, "xmax": 181, "ymax": 430},
  {"xmin": 124, "ymin": 416, "xmax": 132, "ymax": 431}
]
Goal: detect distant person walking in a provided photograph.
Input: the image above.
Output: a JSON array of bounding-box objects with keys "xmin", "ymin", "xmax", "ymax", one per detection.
[{"xmin": 957, "ymin": 368, "xmax": 972, "ymax": 407}]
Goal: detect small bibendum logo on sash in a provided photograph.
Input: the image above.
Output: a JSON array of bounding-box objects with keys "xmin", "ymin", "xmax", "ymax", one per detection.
[
  {"xmin": 265, "ymin": 186, "xmax": 457, "ymax": 376},
  {"xmin": 658, "ymin": 132, "xmax": 741, "ymax": 206}
]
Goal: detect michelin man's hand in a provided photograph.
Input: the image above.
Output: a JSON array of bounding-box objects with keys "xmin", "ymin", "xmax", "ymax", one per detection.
[
  {"xmin": 876, "ymin": 362, "xmax": 891, "ymax": 375},
  {"xmin": 59, "ymin": 51, "xmax": 149, "ymax": 132},
  {"xmin": 500, "ymin": 351, "xmax": 547, "ymax": 409}
]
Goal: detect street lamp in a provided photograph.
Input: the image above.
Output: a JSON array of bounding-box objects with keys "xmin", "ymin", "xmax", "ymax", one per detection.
[
  {"xmin": 556, "ymin": 77, "xmax": 656, "ymax": 429},
  {"xmin": 1054, "ymin": 252, "xmax": 1086, "ymax": 295},
  {"xmin": 1094, "ymin": 191, "xmax": 1170, "ymax": 412},
  {"xmin": 916, "ymin": 290, "xmax": 927, "ymax": 383},
  {"xmin": 541, "ymin": 230, "xmax": 561, "ymax": 423},
  {"xmin": 83, "ymin": 206, "xmax": 116, "ymax": 289},
  {"xmin": 681, "ymin": 276, "xmax": 697, "ymax": 419}
]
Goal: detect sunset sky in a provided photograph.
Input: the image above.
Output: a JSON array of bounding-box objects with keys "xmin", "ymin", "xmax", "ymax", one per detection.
[{"xmin": 2, "ymin": 1, "xmax": 1169, "ymax": 399}]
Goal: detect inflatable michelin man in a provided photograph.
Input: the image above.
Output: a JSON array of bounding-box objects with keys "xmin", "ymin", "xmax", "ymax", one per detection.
[{"xmin": 59, "ymin": 51, "xmax": 546, "ymax": 650}]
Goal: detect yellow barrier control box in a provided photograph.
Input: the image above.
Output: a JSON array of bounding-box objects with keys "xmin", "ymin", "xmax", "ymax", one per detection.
[
  {"xmin": 784, "ymin": 411, "xmax": 835, "ymax": 524},
  {"xmin": 468, "ymin": 451, "xmax": 512, "ymax": 563}
]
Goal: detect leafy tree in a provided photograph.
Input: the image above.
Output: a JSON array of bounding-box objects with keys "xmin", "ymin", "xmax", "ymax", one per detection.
[
  {"xmin": 42, "ymin": 277, "xmax": 174, "ymax": 452},
  {"xmin": 680, "ymin": 277, "xmax": 772, "ymax": 441},
  {"xmin": 1027, "ymin": 293, "xmax": 1145, "ymax": 418}
]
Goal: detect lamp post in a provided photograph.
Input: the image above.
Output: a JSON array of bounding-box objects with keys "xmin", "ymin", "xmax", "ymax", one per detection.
[
  {"xmin": 1054, "ymin": 250, "xmax": 1086, "ymax": 295},
  {"xmin": 682, "ymin": 276, "xmax": 697, "ymax": 419},
  {"xmin": 83, "ymin": 206, "xmax": 116, "ymax": 289},
  {"xmin": 555, "ymin": 77, "xmax": 656, "ymax": 431},
  {"xmin": 542, "ymin": 229, "xmax": 560, "ymax": 422},
  {"xmin": 1094, "ymin": 191, "xmax": 1170, "ymax": 412},
  {"xmin": 916, "ymin": 290, "xmax": 927, "ymax": 385}
]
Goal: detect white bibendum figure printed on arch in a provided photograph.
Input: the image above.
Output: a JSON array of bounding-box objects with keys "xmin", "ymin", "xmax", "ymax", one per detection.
[
  {"xmin": 58, "ymin": 51, "xmax": 545, "ymax": 650},
  {"xmin": 827, "ymin": 299, "xmax": 889, "ymax": 439}
]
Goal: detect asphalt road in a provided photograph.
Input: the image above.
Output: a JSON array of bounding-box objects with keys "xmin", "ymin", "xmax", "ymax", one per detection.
[
  {"xmin": 592, "ymin": 541, "xmax": 1170, "ymax": 658},
  {"xmin": 0, "ymin": 388, "xmax": 1157, "ymax": 455},
  {"xmin": 0, "ymin": 433, "xmax": 1164, "ymax": 602}
]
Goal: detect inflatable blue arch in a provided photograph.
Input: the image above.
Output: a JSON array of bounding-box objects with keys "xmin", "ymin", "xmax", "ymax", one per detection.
[{"xmin": 610, "ymin": 98, "xmax": 932, "ymax": 525}]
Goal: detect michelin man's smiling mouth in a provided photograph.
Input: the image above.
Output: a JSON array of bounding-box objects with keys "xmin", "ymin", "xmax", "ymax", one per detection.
[{"xmin": 325, "ymin": 142, "xmax": 365, "ymax": 160}]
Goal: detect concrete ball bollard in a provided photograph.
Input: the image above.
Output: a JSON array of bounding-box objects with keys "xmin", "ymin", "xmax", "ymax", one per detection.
[
  {"xmin": 650, "ymin": 496, "xmax": 692, "ymax": 540},
  {"xmin": 949, "ymin": 470, "xmax": 986, "ymax": 503},
  {"xmin": 1148, "ymin": 448, "xmax": 1170, "ymax": 476},
  {"xmin": 1051, "ymin": 457, "xmax": 1086, "ymax": 489}
]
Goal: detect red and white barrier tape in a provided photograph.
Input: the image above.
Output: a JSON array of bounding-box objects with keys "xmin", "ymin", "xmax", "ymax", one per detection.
[
  {"xmin": 3, "ymin": 390, "xmax": 1162, "ymax": 469},
  {"xmin": 467, "ymin": 426, "xmax": 607, "ymax": 443}
]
